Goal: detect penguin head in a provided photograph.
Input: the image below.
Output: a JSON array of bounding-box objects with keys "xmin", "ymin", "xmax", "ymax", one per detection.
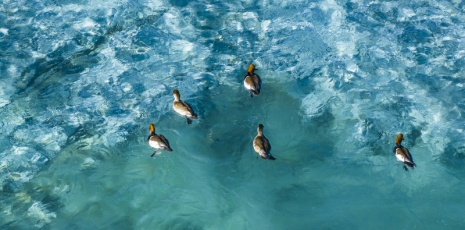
[
  {"xmin": 248, "ymin": 64, "xmax": 255, "ymax": 74},
  {"xmin": 258, "ymin": 124, "xmax": 264, "ymax": 134},
  {"xmin": 395, "ymin": 133, "xmax": 404, "ymax": 146},
  {"xmin": 149, "ymin": 123, "xmax": 155, "ymax": 133},
  {"xmin": 173, "ymin": 89, "xmax": 181, "ymax": 100}
]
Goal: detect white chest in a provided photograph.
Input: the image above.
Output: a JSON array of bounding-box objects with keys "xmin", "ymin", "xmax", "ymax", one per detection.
[
  {"xmin": 395, "ymin": 152, "xmax": 406, "ymax": 162},
  {"xmin": 244, "ymin": 78, "xmax": 253, "ymax": 90},
  {"xmin": 149, "ymin": 139, "xmax": 162, "ymax": 149}
]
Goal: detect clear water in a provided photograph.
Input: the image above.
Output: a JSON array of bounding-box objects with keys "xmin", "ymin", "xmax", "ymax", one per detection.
[{"xmin": 1, "ymin": 0, "xmax": 465, "ymax": 228}]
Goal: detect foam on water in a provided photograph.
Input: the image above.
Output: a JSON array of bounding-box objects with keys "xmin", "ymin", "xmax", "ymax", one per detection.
[
  {"xmin": 1, "ymin": 0, "xmax": 465, "ymax": 228},
  {"xmin": 27, "ymin": 201, "xmax": 57, "ymax": 228}
]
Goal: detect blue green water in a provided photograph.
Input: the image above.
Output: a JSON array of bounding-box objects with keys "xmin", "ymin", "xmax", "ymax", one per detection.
[{"xmin": 1, "ymin": 0, "xmax": 465, "ymax": 229}]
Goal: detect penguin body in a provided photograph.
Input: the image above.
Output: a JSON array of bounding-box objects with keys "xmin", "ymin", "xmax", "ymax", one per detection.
[
  {"xmin": 393, "ymin": 134, "xmax": 416, "ymax": 171},
  {"xmin": 172, "ymin": 89, "xmax": 198, "ymax": 124},
  {"xmin": 253, "ymin": 124, "xmax": 276, "ymax": 160},
  {"xmin": 148, "ymin": 123, "xmax": 172, "ymax": 157},
  {"xmin": 244, "ymin": 64, "xmax": 262, "ymax": 97}
]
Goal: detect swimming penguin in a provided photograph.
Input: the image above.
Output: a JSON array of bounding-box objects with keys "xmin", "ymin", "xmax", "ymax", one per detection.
[
  {"xmin": 172, "ymin": 89, "xmax": 198, "ymax": 124},
  {"xmin": 243, "ymin": 64, "xmax": 262, "ymax": 97},
  {"xmin": 393, "ymin": 133, "xmax": 416, "ymax": 171},
  {"xmin": 253, "ymin": 124, "xmax": 276, "ymax": 160},
  {"xmin": 148, "ymin": 123, "xmax": 172, "ymax": 157}
]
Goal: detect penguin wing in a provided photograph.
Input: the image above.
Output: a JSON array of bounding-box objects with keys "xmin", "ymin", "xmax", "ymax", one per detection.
[
  {"xmin": 158, "ymin": 134, "xmax": 173, "ymax": 151},
  {"xmin": 402, "ymin": 146, "xmax": 414, "ymax": 164},
  {"xmin": 158, "ymin": 134, "xmax": 170, "ymax": 147},
  {"xmin": 181, "ymin": 101, "xmax": 197, "ymax": 117},
  {"xmin": 263, "ymin": 136, "xmax": 271, "ymax": 152},
  {"xmin": 254, "ymin": 136, "xmax": 270, "ymax": 153},
  {"xmin": 252, "ymin": 74, "xmax": 262, "ymax": 91},
  {"xmin": 253, "ymin": 136, "xmax": 264, "ymax": 151}
]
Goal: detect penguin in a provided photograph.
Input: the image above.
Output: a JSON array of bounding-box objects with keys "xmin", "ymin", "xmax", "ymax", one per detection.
[
  {"xmin": 172, "ymin": 89, "xmax": 198, "ymax": 124},
  {"xmin": 243, "ymin": 64, "xmax": 262, "ymax": 97},
  {"xmin": 147, "ymin": 123, "xmax": 172, "ymax": 157},
  {"xmin": 253, "ymin": 124, "xmax": 276, "ymax": 160},
  {"xmin": 393, "ymin": 133, "xmax": 416, "ymax": 171}
]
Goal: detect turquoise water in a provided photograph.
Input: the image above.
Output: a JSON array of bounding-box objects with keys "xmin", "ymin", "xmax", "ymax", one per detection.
[{"xmin": 1, "ymin": 0, "xmax": 465, "ymax": 229}]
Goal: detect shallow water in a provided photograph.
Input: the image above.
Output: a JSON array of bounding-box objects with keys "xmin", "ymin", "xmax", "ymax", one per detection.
[{"xmin": 1, "ymin": 0, "xmax": 465, "ymax": 229}]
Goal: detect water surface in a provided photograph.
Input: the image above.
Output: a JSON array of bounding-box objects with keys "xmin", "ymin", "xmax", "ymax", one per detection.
[{"xmin": 1, "ymin": 0, "xmax": 465, "ymax": 229}]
